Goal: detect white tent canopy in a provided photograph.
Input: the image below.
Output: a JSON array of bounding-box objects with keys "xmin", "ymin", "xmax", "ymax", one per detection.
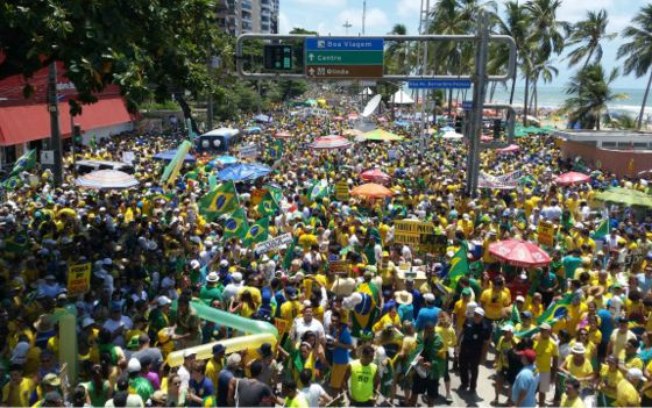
[
  {"xmin": 390, "ymin": 90, "xmax": 414, "ymax": 105},
  {"xmin": 359, "ymin": 87, "xmax": 374, "ymax": 96}
]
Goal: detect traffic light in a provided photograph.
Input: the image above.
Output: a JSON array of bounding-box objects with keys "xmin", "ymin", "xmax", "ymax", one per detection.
[{"xmin": 263, "ymin": 45, "xmax": 293, "ymax": 71}]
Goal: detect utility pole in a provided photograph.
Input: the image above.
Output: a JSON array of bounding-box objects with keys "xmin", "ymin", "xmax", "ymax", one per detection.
[
  {"xmin": 418, "ymin": 0, "xmax": 430, "ymax": 150},
  {"xmin": 48, "ymin": 62, "xmax": 63, "ymax": 186},
  {"xmin": 362, "ymin": 0, "xmax": 366, "ymax": 35},
  {"xmin": 343, "ymin": 20, "xmax": 352, "ymax": 35},
  {"xmin": 465, "ymin": 12, "xmax": 490, "ymax": 196}
]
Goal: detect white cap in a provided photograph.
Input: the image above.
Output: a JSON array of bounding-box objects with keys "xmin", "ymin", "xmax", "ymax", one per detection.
[
  {"xmin": 516, "ymin": 295, "xmax": 525, "ymax": 303},
  {"xmin": 206, "ymin": 272, "xmax": 219, "ymax": 283},
  {"xmin": 190, "ymin": 260, "xmax": 200, "ymax": 269},
  {"xmin": 81, "ymin": 317, "xmax": 96, "ymax": 328},
  {"xmin": 628, "ymin": 368, "xmax": 644, "ymax": 381},
  {"xmin": 157, "ymin": 296, "xmax": 172, "ymax": 306},
  {"xmin": 423, "ymin": 293, "xmax": 435, "ymax": 303},
  {"xmin": 127, "ymin": 358, "xmax": 141, "ymax": 373},
  {"xmin": 220, "ymin": 260, "xmax": 229, "ymax": 267},
  {"xmin": 232, "ymin": 272, "xmax": 243, "ymax": 283},
  {"xmin": 502, "ymin": 324, "xmax": 514, "ymax": 333},
  {"xmin": 474, "ymin": 307, "xmax": 485, "ymax": 317},
  {"xmin": 227, "ymin": 353, "xmax": 242, "ymax": 367}
]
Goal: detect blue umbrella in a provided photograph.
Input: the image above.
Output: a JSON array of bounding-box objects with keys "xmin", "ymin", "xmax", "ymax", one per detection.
[
  {"xmin": 153, "ymin": 149, "xmax": 196, "ymax": 163},
  {"xmin": 217, "ymin": 163, "xmax": 272, "ymax": 182},
  {"xmin": 209, "ymin": 155, "xmax": 239, "ymax": 166},
  {"xmin": 246, "ymin": 126, "xmax": 262, "ymax": 134}
]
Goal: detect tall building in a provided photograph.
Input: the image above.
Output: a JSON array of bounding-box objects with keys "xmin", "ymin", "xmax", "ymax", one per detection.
[{"xmin": 216, "ymin": 0, "xmax": 278, "ymax": 36}]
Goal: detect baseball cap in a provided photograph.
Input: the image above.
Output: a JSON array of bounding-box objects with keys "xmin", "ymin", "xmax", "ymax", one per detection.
[
  {"xmin": 157, "ymin": 296, "xmax": 172, "ymax": 306},
  {"xmin": 212, "ymin": 344, "xmax": 226, "ymax": 355},
  {"xmin": 628, "ymin": 368, "xmax": 644, "ymax": 381},
  {"xmin": 461, "ymin": 288, "xmax": 472, "ymax": 296},
  {"xmin": 127, "ymin": 358, "xmax": 141, "ymax": 373},
  {"xmin": 540, "ymin": 322, "xmax": 552, "ymax": 330},
  {"xmin": 42, "ymin": 373, "xmax": 61, "ymax": 387},
  {"xmin": 474, "ymin": 307, "xmax": 485, "ymax": 317},
  {"xmin": 516, "ymin": 295, "xmax": 525, "ymax": 303},
  {"xmin": 518, "ymin": 349, "xmax": 536, "ymax": 364}
]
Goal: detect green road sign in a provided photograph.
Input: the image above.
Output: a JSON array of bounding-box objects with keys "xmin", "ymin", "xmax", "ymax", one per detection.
[{"xmin": 305, "ymin": 50, "xmax": 384, "ymax": 66}]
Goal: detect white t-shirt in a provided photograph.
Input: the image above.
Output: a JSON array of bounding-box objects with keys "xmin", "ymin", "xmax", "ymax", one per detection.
[
  {"xmin": 292, "ymin": 317, "xmax": 325, "ymax": 343},
  {"xmin": 300, "ymin": 384, "xmax": 328, "ymax": 407}
]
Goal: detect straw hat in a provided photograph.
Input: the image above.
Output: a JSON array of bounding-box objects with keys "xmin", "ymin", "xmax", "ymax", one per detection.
[
  {"xmin": 331, "ymin": 277, "xmax": 356, "ymax": 296},
  {"xmin": 394, "ymin": 290, "xmax": 413, "ymax": 305},
  {"xmin": 571, "ymin": 343, "xmax": 586, "ymax": 355}
]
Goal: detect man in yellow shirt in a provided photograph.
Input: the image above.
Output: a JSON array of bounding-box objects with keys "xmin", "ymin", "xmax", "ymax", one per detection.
[
  {"xmin": 533, "ymin": 323, "xmax": 559, "ymax": 407},
  {"xmin": 560, "ymin": 378, "xmax": 585, "ymax": 408},
  {"xmin": 616, "ymin": 368, "xmax": 643, "ymax": 407},
  {"xmin": 2, "ymin": 364, "xmax": 35, "ymax": 407},
  {"xmin": 480, "ymin": 277, "xmax": 511, "ymax": 322}
]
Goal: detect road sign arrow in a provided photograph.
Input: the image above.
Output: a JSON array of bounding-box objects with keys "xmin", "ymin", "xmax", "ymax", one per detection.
[
  {"xmin": 309, "ymin": 53, "xmax": 315, "ymax": 62},
  {"xmin": 308, "ymin": 67, "xmax": 315, "ymax": 76}
]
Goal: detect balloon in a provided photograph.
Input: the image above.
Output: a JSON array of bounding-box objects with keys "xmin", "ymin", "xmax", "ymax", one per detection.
[
  {"xmin": 166, "ymin": 333, "xmax": 276, "ymax": 367},
  {"xmin": 190, "ymin": 300, "xmax": 277, "ymax": 337}
]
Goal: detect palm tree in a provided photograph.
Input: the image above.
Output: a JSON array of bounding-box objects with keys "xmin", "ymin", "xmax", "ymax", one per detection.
[
  {"xmin": 494, "ymin": 1, "xmax": 531, "ymax": 107},
  {"xmin": 617, "ymin": 4, "xmax": 652, "ymax": 130},
  {"xmin": 562, "ymin": 63, "xmax": 625, "ymax": 130},
  {"xmin": 522, "ymin": 0, "xmax": 568, "ymax": 123},
  {"xmin": 566, "ymin": 9, "xmax": 616, "ymax": 69},
  {"xmin": 385, "ymin": 24, "xmax": 411, "ymax": 75},
  {"xmin": 529, "ymin": 57, "xmax": 558, "ymax": 114}
]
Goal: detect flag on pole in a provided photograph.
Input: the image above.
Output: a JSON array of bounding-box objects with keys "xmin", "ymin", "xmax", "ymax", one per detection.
[
  {"xmin": 243, "ymin": 217, "xmax": 269, "ymax": 247},
  {"xmin": 10, "ymin": 149, "xmax": 36, "ymax": 177},
  {"xmin": 309, "ymin": 179, "xmax": 329, "ymax": 201},
  {"xmin": 257, "ymin": 191, "xmax": 279, "ymax": 217},
  {"xmin": 447, "ymin": 241, "xmax": 469, "ymax": 285},
  {"xmin": 222, "ymin": 208, "xmax": 249, "ymax": 241},
  {"xmin": 591, "ymin": 218, "xmax": 610, "ymax": 240},
  {"xmin": 536, "ymin": 293, "xmax": 574, "ymax": 325},
  {"xmin": 160, "ymin": 140, "xmax": 192, "ymax": 187},
  {"xmin": 198, "ymin": 181, "xmax": 238, "ymax": 220}
]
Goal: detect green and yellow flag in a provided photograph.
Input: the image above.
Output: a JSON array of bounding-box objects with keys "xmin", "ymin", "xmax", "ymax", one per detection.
[
  {"xmin": 160, "ymin": 140, "xmax": 192, "ymax": 187},
  {"xmin": 243, "ymin": 217, "xmax": 269, "ymax": 247},
  {"xmin": 199, "ymin": 181, "xmax": 239, "ymax": 220},
  {"xmin": 10, "ymin": 149, "xmax": 36, "ymax": 177},
  {"xmin": 447, "ymin": 241, "xmax": 469, "ymax": 286},
  {"xmin": 591, "ymin": 218, "xmax": 610, "ymax": 240},
  {"xmin": 222, "ymin": 208, "xmax": 249, "ymax": 241},
  {"xmin": 257, "ymin": 191, "xmax": 279, "ymax": 217}
]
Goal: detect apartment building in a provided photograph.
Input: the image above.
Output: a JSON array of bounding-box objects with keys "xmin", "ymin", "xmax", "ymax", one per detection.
[{"xmin": 217, "ymin": 0, "xmax": 279, "ymax": 36}]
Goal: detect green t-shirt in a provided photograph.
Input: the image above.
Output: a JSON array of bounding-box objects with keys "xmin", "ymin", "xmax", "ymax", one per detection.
[{"xmin": 199, "ymin": 285, "xmax": 223, "ymax": 305}]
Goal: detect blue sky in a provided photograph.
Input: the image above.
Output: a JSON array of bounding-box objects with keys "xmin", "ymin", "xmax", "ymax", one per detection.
[{"xmin": 279, "ymin": 0, "xmax": 648, "ymax": 88}]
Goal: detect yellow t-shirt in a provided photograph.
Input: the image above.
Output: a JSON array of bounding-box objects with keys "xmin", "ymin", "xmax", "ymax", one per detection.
[
  {"xmin": 453, "ymin": 299, "xmax": 469, "ymax": 332},
  {"xmin": 372, "ymin": 313, "xmax": 401, "ymax": 333},
  {"xmin": 480, "ymin": 288, "xmax": 511, "ymax": 321},
  {"xmin": 599, "ymin": 364, "xmax": 624, "ymax": 399},
  {"xmin": 566, "ymin": 303, "xmax": 588, "ymax": 337},
  {"xmin": 533, "ymin": 337, "xmax": 559, "ymax": 373},
  {"xmin": 495, "ymin": 335, "xmax": 518, "ymax": 370},
  {"xmin": 2, "ymin": 378, "xmax": 35, "ymax": 407},
  {"xmin": 560, "ymin": 394, "xmax": 586, "ymax": 408},
  {"xmin": 616, "ymin": 379, "xmax": 640, "ymax": 407},
  {"xmin": 563, "ymin": 355, "xmax": 593, "ymax": 380},
  {"xmin": 436, "ymin": 326, "xmax": 457, "ymax": 350},
  {"xmin": 645, "ymin": 360, "xmax": 652, "ymax": 399}
]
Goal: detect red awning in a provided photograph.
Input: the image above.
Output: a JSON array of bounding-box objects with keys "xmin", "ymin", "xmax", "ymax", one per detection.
[{"xmin": 0, "ymin": 97, "xmax": 131, "ymax": 146}]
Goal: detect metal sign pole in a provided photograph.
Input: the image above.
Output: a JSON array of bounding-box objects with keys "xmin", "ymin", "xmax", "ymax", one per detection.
[{"xmin": 465, "ymin": 12, "xmax": 490, "ymax": 197}]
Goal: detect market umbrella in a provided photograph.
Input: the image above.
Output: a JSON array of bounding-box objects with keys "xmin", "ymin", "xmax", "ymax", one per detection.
[
  {"xmin": 488, "ymin": 239, "xmax": 551, "ymax": 267},
  {"xmin": 442, "ymin": 132, "xmax": 464, "ymax": 141},
  {"xmin": 76, "ymin": 170, "xmax": 139, "ymax": 190},
  {"xmin": 153, "ymin": 149, "xmax": 196, "ymax": 163},
  {"xmin": 555, "ymin": 171, "xmax": 590, "ymax": 186},
  {"xmin": 594, "ymin": 187, "xmax": 652, "ymax": 209},
  {"xmin": 350, "ymin": 183, "xmax": 393, "ymax": 199},
  {"xmin": 311, "ymin": 135, "xmax": 353, "ymax": 150},
  {"xmin": 497, "ymin": 144, "xmax": 519, "ymax": 153},
  {"xmin": 274, "ymin": 131, "xmax": 292, "ymax": 138},
  {"xmin": 361, "ymin": 129, "xmax": 404, "ymax": 142},
  {"xmin": 209, "ymin": 155, "xmax": 239, "ymax": 166},
  {"xmin": 217, "ymin": 163, "xmax": 271, "ymax": 182},
  {"xmin": 360, "ymin": 169, "xmax": 391, "ymax": 183}
]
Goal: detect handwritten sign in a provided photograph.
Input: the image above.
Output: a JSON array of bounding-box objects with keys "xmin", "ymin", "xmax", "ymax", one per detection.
[
  {"xmin": 67, "ymin": 263, "xmax": 91, "ymax": 297},
  {"xmin": 329, "ymin": 260, "xmax": 350, "ymax": 275},
  {"xmin": 394, "ymin": 220, "xmax": 435, "ymax": 251},
  {"xmin": 537, "ymin": 222, "xmax": 555, "ymax": 247},
  {"xmin": 254, "ymin": 233, "xmax": 293, "ymax": 255},
  {"xmin": 238, "ymin": 144, "xmax": 259, "ymax": 159}
]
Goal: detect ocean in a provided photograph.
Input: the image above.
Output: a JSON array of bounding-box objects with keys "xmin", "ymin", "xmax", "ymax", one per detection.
[{"xmin": 489, "ymin": 85, "xmax": 651, "ymax": 116}]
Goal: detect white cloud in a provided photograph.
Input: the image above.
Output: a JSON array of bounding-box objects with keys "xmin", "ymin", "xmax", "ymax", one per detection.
[
  {"xmin": 279, "ymin": 11, "xmax": 292, "ymax": 34},
  {"xmin": 289, "ymin": 0, "xmax": 348, "ymax": 7},
  {"xmin": 558, "ymin": 0, "xmax": 615, "ymax": 22},
  {"xmin": 397, "ymin": 0, "xmax": 421, "ymax": 18}
]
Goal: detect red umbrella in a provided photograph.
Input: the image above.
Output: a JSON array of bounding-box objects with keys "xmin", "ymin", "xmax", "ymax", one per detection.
[
  {"xmin": 488, "ymin": 239, "xmax": 551, "ymax": 267},
  {"xmin": 555, "ymin": 171, "xmax": 590, "ymax": 186},
  {"xmin": 497, "ymin": 144, "xmax": 519, "ymax": 153},
  {"xmin": 311, "ymin": 135, "xmax": 353, "ymax": 150},
  {"xmin": 360, "ymin": 169, "xmax": 391, "ymax": 183}
]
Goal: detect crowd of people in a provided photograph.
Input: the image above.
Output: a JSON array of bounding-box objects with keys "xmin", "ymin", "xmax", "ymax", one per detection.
[{"xmin": 0, "ymin": 99, "xmax": 651, "ymax": 408}]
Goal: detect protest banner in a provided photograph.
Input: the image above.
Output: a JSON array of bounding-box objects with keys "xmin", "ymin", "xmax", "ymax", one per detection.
[
  {"xmin": 67, "ymin": 263, "xmax": 92, "ymax": 296},
  {"xmin": 537, "ymin": 221, "xmax": 555, "ymax": 247},
  {"xmin": 254, "ymin": 233, "xmax": 293, "ymax": 255}
]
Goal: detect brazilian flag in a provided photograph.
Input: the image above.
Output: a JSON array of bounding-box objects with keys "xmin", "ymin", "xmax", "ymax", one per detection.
[
  {"xmin": 264, "ymin": 184, "xmax": 283, "ymax": 203},
  {"xmin": 2, "ymin": 175, "xmax": 23, "ymax": 191},
  {"xmin": 536, "ymin": 293, "xmax": 573, "ymax": 325},
  {"xmin": 269, "ymin": 140, "xmax": 284, "ymax": 160},
  {"xmin": 199, "ymin": 181, "xmax": 238, "ymax": 220},
  {"xmin": 9, "ymin": 149, "xmax": 36, "ymax": 177},
  {"xmin": 222, "ymin": 208, "xmax": 249, "ymax": 241},
  {"xmin": 243, "ymin": 217, "xmax": 269, "ymax": 247},
  {"xmin": 257, "ymin": 191, "xmax": 279, "ymax": 217}
]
